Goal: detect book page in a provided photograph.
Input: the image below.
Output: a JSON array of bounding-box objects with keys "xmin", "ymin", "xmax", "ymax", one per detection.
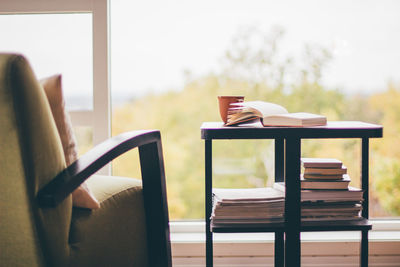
[
  {"xmin": 230, "ymin": 101, "xmax": 288, "ymax": 117},
  {"xmin": 213, "ymin": 187, "xmax": 284, "ymax": 201}
]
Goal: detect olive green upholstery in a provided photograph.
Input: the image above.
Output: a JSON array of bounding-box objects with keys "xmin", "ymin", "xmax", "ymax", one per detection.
[
  {"xmin": 0, "ymin": 54, "xmax": 45, "ymax": 266},
  {"xmin": 69, "ymin": 175, "xmax": 148, "ymax": 266},
  {"xmin": 0, "ymin": 53, "xmax": 70, "ymax": 267},
  {"xmin": 0, "ymin": 54, "xmax": 152, "ymax": 266}
]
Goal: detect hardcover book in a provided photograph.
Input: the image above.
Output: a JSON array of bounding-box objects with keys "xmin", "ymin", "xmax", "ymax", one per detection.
[
  {"xmin": 302, "ymin": 173, "xmax": 345, "ymax": 180},
  {"xmin": 304, "ymin": 166, "xmax": 347, "ymax": 175},
  {"xmin": 300, "ymin": 174, "xmax": 351, "ymax": 190},
  {"xmin": 301, "ymin": 158, "xmax": 343, "ymax": 169}
]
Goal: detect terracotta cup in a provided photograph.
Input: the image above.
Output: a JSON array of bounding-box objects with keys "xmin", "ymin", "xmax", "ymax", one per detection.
[{"xmin": 218, "ymin": 96, "xmax": 244, "ymax": 124}]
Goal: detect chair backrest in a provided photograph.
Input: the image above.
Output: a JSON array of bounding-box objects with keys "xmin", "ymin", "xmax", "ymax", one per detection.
[{"xmin": 0, "ymin": 53, "xmax": 72, "ymax": 267}]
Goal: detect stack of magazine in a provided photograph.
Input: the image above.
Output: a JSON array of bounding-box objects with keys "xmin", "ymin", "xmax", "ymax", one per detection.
[{"xmin": 211, "ymin": 187, "xmax": 284, "ymax": 228}]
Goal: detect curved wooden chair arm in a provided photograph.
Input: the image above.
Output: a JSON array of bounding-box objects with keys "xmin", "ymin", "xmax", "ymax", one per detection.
[{"xmin": 37, "ymin": 130, "xmax": 162, "ymax": 207}]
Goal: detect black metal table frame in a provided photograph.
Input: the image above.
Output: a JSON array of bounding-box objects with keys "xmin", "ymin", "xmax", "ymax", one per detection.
[{"xmin": 202, "ymin": 121, "xmax": 383, "ymax": 267}]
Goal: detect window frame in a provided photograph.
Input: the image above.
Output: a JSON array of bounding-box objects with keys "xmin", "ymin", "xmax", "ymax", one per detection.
[{"xmin": 0, "ymin": 0, "xmax": 111, "ymax": 176}]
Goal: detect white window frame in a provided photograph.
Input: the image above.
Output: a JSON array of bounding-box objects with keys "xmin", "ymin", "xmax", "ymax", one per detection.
[{"xmin": 0, "ymin": 0, "xmax": 111, "ymax": 175}]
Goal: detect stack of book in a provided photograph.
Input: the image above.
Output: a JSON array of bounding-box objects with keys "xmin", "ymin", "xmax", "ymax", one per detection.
[
  {"xmin": 298, "ymin": 158, "xmax": 363, "ymax": 221},
  {"xmin": 211, "ymin": 187, "xmax": 285, "ymax": 228},
  {"xmin": 301, "ymin": 158, "xmax": 349, "ymax": 190}
]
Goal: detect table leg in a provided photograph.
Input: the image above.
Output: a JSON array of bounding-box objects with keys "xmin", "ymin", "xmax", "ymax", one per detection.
[
  {"xmin": 275, "ymin": 231, "xmax": 284, "ymax": 267},
  {"xmin": 284, "ymin": 137, "xmax": 301, "ymax": 267},
  {"xmin": 361, "ymin": 138, "xmax": 369, "ymax": 219},
  {"xmin": 275, "ymin": 138, "xmax": 285, "ymax": 183},
  {"xmin": 360, "ymin": 230, "xmax": 368, "ymax": 267},
  {"xmin": 205, "ymin": 140, "xmax": 213, "ymax": 267},
  {"xmin": 360, "ymin": 138, "xmax": 369, "ymax": 267}
]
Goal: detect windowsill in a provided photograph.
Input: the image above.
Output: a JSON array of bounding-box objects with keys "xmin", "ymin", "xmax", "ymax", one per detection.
[
  {"xmin": 170, "ymin": 219, "xmax": 400, "ymax": 243},
  {"xmin": 170, "ymin": 220, "xmax": 400, "ymax": 265}
]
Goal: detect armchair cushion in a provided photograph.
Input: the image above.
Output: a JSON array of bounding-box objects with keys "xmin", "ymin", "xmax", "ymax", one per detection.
[
  {"xmin": 69, "ymin": 175, "xmax": 148, "ymax": 267},
  {"xmin": 40, "ymin": 74, "xmax": 77, "ymax": 166},
  {"xmin": 40, "ymin": 74, "xmax": 99, "ymax": 210}
]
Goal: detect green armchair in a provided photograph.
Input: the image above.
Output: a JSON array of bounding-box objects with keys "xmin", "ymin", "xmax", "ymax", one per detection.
[{"xmin": 0, "ymin": 53, "xmax": 172, "ymax": 267}]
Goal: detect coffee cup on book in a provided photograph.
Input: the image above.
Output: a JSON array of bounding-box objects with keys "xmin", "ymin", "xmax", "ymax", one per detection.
[{"xmin": 218, "ymin": 96, "xmax": 244, "ymax": 124}]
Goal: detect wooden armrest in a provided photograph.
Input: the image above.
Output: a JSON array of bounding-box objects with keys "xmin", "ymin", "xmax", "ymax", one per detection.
[{"xmin": 37, "ymin": 130, "xmax": 162, "ymax": 208}]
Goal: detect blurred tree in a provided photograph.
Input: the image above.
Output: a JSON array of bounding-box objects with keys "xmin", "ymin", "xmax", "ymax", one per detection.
[
  {"xmin": 368, "ymin": 83, "xmax": 400, "ymax": 215},
  {"xmin": 111, "ymin": 25, "xmax": 397, "ymax": 219}
]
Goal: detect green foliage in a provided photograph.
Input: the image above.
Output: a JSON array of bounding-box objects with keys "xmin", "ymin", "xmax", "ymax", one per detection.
[
  {"xmin": 374, "ymin": 156, "xmax": 400, "ymax": 215},
  {"xmin": 111, "ymin": 26, "xmax": 399, "ymax": 219}
]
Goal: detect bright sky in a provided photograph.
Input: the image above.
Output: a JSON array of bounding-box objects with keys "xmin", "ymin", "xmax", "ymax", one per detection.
[
  {"xmin": 111, "ymin": 0, "xmax": 400, "ymax": 97},
  {"xmin": 1, "ymin": 0, "xmax": 400, "ymax": 108}
]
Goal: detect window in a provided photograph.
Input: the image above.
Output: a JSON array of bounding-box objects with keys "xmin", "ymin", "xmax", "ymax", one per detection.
[
  {"xmin": 0, "ymin": 13, "xmax": 93, "ymax": 110},
  {"xmin": 2, "ymin": 0, "xmax": 400, "ymax": 222},
  {"xmin": 0, "ymin": 0, "xmax": 110, "ymax": 162},
  {"xmin": 110, "ymin": 0, "xmax": 400, "ymax": 220},
  {"xmin": 0, "ymin": 13, "xmax": 94, "ymax": 155}
]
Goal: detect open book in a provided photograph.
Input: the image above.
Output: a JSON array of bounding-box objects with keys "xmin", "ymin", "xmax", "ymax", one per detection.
[{"xmin": 226, "ymin": 101, "xmax": 327, "ymax": 127}]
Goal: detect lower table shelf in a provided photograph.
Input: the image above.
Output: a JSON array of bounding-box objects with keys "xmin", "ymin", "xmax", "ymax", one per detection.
[{"xmin": 211, "ymin": 218, "xmax": 371, "ymax": 233}]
